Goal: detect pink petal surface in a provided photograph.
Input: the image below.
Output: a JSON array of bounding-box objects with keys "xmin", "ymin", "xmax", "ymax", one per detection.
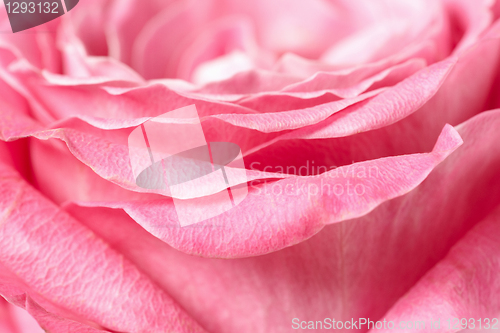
[
  {"xmin": 215, "ymin": 57, "xmax": 455, "ymax": 133},
  {"xmin": 1, "ymin": 293, "xmax": 113, "ymax": 333},
  {"xmin": 0, "ymin": 297, "xmax": 44, "ymax": 333},
  {"xmin": 244, "ymin": 19, "xmax": 500, "ymax": 156},
  {"xmin": 2, "ymin": 294, "xmax": 110, "ymax": 333},
  {"xmin": 279, "ymin": 58, "xmax": 427, "ymax": 96},
  {"xmin": 0, "ymin": 2, "xmax": 496, "ymax": 191},
  {"xmin": 2, "ymin": 16, "xmax": 495, "ymax": 168},
  {"xmin": 6, "ymin": 39, "xmax": 491, "ymax": 204},
  {"xmin": 446, "ymin": 0, "xmax": 495, "ymax": 55},
  {"xmin": 189, "ymin": 39, "xmax": 437, "ymax": 101},
  {"xmin": 204, "ymin": 58, "xmax": 426, "ymax": 112},
  {"xmin": 103, "ymin": 0, "xmax": 176, "ymax": 66},
  {"xmin": 1, "ymin": 19, "xmax": 497, "ymax": 208},
  {"xmin": 0, "ymin": 162, "xmax": 207, "ymax": 332},
  {"xmin": 371, "ymin": 205, "xmax": 500, "ymax": 333},
  {"xmin": 70, "ymin": 123, "xmax": 462, "ymax": 258},
  {"xmin": 0, "ymin": 1, "xmax": 499, "ymax": 333},
  {"xmin": 64, "ymin": 109, "xmax": 500, "ymax": 333},
  {"xmin": 0, "ymin": 48, "xmax": 465, "ymax": 200}
]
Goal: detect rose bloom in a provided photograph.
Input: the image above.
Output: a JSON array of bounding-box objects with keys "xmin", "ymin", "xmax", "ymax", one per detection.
[{"xmin": 1, "ymin": 0, "xmax": 500, "ymax": 332}]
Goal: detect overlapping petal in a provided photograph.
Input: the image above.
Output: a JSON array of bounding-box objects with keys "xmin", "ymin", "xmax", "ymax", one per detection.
[
  {"xmin": 0, "ymin": 0, "xmax": 499, "ymax": 332},
  {"xmin": 0, "ymin": 298, "xmax": 44, "ymax": 333},
  {"xmin": 0, "ymin": 161, "xmax": 207, "ymax": 332},
  {"xmin": 63, "ymin": 109, "xmax": 500, "ymax": 333},
  {"xmin": 371, "ymin": 206, "xmax": 500, "ymax": 332}
]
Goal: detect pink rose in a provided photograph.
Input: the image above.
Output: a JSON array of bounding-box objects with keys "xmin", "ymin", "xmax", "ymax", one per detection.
[{"xmin": 1, "ymin": 0, "xmax": 500, "ymax": 332}]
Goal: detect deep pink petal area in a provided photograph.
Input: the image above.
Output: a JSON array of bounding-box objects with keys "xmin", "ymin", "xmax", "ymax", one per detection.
[
  {"xmin": 0, "ymin": 111, "xmax": 285, "ymax": 201},
  {"xmin": 29, "ymin": 138, "xmax": 164, "ymax": 204},
  {"xmin": 72, "ymin": 124, "xmax": 462, "ymax": 258},
  {"xmin": 0, "ymin": 297, "xmax": 44, "ymax": 333},
  {"xmin": 65, "ymin": 110, "xmax": 500, "ymax": 333},
  {"xmin": 325, "ymin": 109, "xmax": 500, "ymax": 326},
  {"xmin": 0, "ymin": 164, "xmax": 207, "ymax": 332},
  {"xmin": 0, "ymin": 86, "xmax": 381, "ymax": 201},
  {"xmin": 371, "ymin": 205, "xmax": 500, "ymax": 333},
  {"xmin": 446, "ymin": 0, "xmax": 495, "ymax": 55},
  {"xmin": 26, "ymin": 124, "xmax": 289, "ymax": 200}
]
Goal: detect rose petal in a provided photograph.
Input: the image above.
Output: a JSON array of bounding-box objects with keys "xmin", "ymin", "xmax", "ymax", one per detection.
[
  {"xmin": 0, "ymin": 162, "xmax": 207, "ymax": 332},
  {"xmin": 65, "ymin": 109, "xmax": 500, "ymax": 333},
  {"xmin": 0, "ymin": 298, "xmax": 44, "ymax": 333},
  {"xmin": 71, "ymin": 123, "xmax": 462, "ymax": 257},
  {"xmin": 371, "ymin": 205, "xmax": 500, "ymax": 332},
  {"xmin": 1, "ymin": 294, "xmax": 113, "ymax": 333}
]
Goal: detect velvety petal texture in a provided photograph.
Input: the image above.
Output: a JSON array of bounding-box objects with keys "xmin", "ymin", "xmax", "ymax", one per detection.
[
  {"xmin": 0, "ymin": 0, "xmax": 500, "ymax": 331},
  {"xmin": 0, "ymin": 161, "xmax": 207, "ymax": 332},
  {"xmin": 0, "ymin": 298, "xmax": 44, "ymax": 333},
  {"xmin": 71, "ymin": 124, "xmax": 463, "ymax": 257},
  {"xmin": 61, "ymin": 110, "xmax": 500, "ymax": 333},
  {"xmin": 371, "ymin": 205, "xmax": 500, "ymax": 332}
]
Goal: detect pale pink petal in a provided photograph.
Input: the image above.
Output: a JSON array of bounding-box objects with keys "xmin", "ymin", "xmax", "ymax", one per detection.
[
  {"xmin": 63, "ymin": 0, "xmax": 112, "ymax": 57},
  {"xmin": 278, "ymin": 58, "xmax": 427, "ymax": 97},
  {"xmin": 320, "ymin": 0, "xmax": 447, "ymax": 66},
  {"xmin": 0, "ymin": 78, "xmax": 38, "ymax": 141},
  {"xmin": 189, "ymin": 69, "xmax": 301, "ymax": 97},
  {"xmin": 199, "ymin": 58, "xmax": 426, "ymax": 110},
  {"xmin": 131, "ymin": 0, "xmax": 219, "ymax": 80},
  {"xmin": 105, "ymin": 0, "xmax": 179, "ymax": 67}
]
